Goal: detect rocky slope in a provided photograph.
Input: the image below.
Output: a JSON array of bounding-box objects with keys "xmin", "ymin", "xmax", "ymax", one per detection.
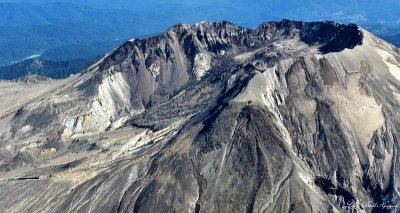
[{"xmin": 1, "ymin": 19, "xmax": 400, "ymax": 212}]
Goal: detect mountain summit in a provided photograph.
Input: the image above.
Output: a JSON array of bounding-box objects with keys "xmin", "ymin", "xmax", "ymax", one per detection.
[{"xmin": 1, "ymin": 20, "xmax": 400, "ymax": 212}]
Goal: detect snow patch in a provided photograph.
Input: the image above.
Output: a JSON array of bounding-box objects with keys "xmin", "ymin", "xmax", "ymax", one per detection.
[
  {"xmin": 24, "ymin": 53, "xmax": 42, "ymax": 60},
  {"xmin": 193, "ymin": 53, "xmax": 211, "ymax": 80},
  {"xmin": 20, "ymin": 125, "xmax": 32, "ymax": 133},
  {"xmin": 375, "ymin": 48, "xmax": 400, "ymax": 81},
  {"xmin": 148, "ymin": 62, "xmax": 160, "ymax": 78}
]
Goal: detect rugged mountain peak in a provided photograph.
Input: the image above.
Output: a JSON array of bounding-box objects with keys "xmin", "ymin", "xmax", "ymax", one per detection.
[
  {"xmin": 2, "ymin": 20, "xmax": 367, "ymax": 138},
  {"xmin": 1, "ymin": 20, "xmax": 400, "ymax": 212},
  {"xmin": 98, "ymin": 20, "xmax": 363, "ymax": 73},
  {"xmin": 92, "ymin": 20, "xmax": 363, "ymax": 101},
  {"xmin": 0, "ymin": 20, "xmax": 369, "ymax": 139}
]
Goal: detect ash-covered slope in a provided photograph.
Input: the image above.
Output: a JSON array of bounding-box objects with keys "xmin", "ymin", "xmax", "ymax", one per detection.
[{"xmin": 1, "ymin": 20, "xmax": 400, "ymax": 212}]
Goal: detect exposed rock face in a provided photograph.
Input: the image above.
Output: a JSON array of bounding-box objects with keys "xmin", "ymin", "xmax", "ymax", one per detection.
[{"xmin": 0, "ymin": 20, "xmax": 400, "ymax": 212}]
